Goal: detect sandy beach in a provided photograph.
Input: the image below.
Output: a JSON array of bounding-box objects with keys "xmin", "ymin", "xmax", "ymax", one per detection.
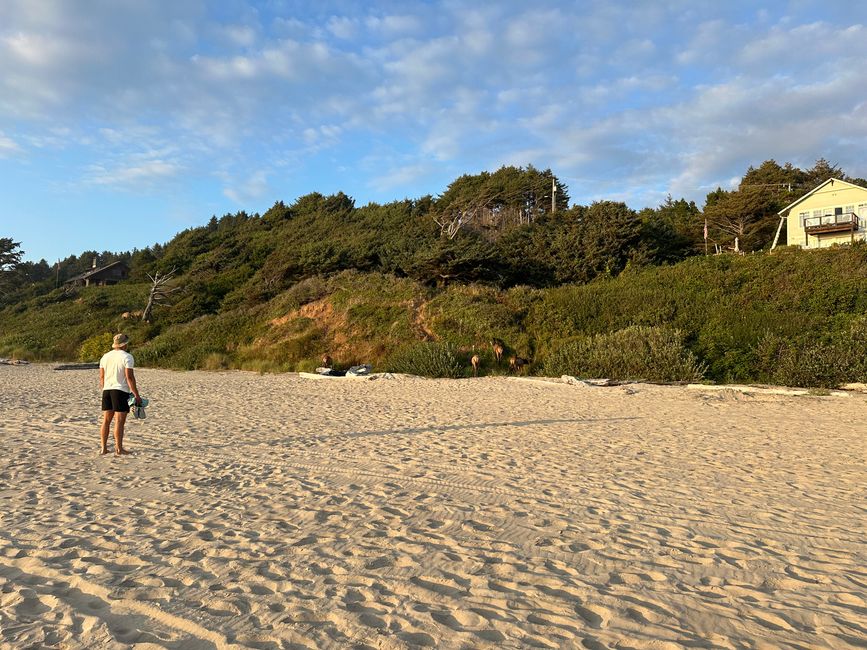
[{"xmin": 0, "ymin": 364, "xmax": 865, "ymax": 649}]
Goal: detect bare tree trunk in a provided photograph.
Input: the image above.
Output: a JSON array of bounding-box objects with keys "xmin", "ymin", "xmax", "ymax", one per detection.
[
  {"xmin": 142, "ymin": 269, "xmax": 180, "ymax": 322},
  {"xmin": 141, "ymin": 291, "xmax": 156, "ymax": 322}
]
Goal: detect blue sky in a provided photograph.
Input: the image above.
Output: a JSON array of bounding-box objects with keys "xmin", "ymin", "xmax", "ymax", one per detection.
[{"xmin": 1, "ymin": 1, "xmax": 865, "ymax": 262}]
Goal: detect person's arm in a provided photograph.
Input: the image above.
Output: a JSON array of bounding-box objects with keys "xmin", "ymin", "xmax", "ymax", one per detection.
[
  {"xmin": 99, "ymin": 367, "xmax": 105, "ymax": 391},
  {"xmin": 125, "ymin": 367, "xmax": 142, "ymax": 405}
]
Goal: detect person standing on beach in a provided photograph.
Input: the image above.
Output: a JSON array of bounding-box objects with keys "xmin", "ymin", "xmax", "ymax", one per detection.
[{"xmin": 98, "ymin": 333, "xmax": 142, "ymax": 455}]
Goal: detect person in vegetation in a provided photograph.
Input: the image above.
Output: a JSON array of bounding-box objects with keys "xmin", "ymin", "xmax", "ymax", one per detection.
[{"xmin": 98, "ymin": 333, "xmax": 142, "ymax": 455}]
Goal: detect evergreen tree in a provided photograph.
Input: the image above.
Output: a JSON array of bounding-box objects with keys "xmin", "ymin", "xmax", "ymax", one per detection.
[{"xmin": 0, "ymin": 238, "xmax": 24, "ymax": 297}]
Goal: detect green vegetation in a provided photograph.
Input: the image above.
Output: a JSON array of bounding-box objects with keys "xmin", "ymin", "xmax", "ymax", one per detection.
[
  {"xmin": 78, "ymin": 332, "xmax": 114, "ymax": 362},
  {"xmin": 386, "ymin": 342, "xmax": 465, "ymax": 378},
  {"xmin": 1, "ymin": 161, "xmax": 865, "ymax": 387},
  {"xmin": 543, "ymin": 326, "xmax": 706, "ymax": 383}
]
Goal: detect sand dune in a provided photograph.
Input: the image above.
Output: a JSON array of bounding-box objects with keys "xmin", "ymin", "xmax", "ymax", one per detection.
[{"xmin": 1, "ymin": 364, "xmax": 865, "ymax": 649}]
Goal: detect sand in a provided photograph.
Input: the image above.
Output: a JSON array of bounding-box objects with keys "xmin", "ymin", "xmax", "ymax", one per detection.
[{"xmin": 0, "ymin": 364, "xmax": 865, "ymax": 649}]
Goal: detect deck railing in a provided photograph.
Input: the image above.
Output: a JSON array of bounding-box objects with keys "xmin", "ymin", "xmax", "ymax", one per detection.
[{"xmin": 803, "ymin": 212, "xmax": 859, "ymax": 234}]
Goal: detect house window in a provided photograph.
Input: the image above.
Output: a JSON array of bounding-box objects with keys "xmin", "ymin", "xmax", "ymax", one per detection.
[
  {"xmin": 845, "ymin": 205, "xmax": 854, "ymax": 215},
  {"xmin": 799, "ymin": 211, "xmax": 809, "ymax": 227}
]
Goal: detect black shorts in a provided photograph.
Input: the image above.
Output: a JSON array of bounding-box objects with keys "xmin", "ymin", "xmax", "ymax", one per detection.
[{"xmin": 102, "ymin": 390, "xmax": 131, "ymax": 412}]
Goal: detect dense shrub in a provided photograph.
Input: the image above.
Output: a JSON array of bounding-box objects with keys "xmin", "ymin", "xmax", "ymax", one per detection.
[
  {"xmin": 386, "ymin": 342, "xmax": 464, "ymax": 378},
  {"xmin": 755, "ymin": 316, "xmax": 867, "ymax": 388},
  {"xmin": 265, "ymin": 275, "xmax": 330, "ymax": 317},
  {"xmin": 78, "ymin": 332, "xmax": 114, "ymax": 361},
  {"xmin": 543, "ymin": 326, "xmax": 706, "ymax": 383}
]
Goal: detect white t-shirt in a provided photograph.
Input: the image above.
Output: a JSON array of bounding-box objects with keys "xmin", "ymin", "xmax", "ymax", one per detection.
[{"xmin": 100, "ymin": 349, "xmax": 135, "ymax": 392}]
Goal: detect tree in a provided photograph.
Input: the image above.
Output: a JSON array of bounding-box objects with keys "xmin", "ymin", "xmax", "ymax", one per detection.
[
  {"xmin": 638, "ymin": 196, "xmax": 701, "ymax": 261},
  {"xmin": 703, "ymin": 186, "xmax": 781, "ymax": 251},
  {"xmin": 432, "ymin": 166, "xmax": 569, "ymax": 240},
  {"xmin": 741, "ymin": 160, "xmax": 804, "ymax": 193},
  {"xmin": 577, "ymin": 201, "xmax": 643, "ymax": 278},
  {"xmin": 0, "ymin": 238, "xmax": 23, "ymax": 271},
  {"xmin": 548, "ymin": 202, "xmax": 643, "ymax": 284},
  {"xmin": 0, "ymin": 238, "xmax": 24, "ymax": 296},
  {"xmin": 802, "ymin": 158, "xmax": 843, "ymax": 189},
  {"xmin": 406, "ymin": 233, "xmax": 502, "ymax": 286}
]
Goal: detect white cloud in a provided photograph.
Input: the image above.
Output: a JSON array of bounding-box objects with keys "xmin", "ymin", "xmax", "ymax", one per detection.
[
  {"xmin": 223, "ymin": 170, "xmax": 270, "ymax": 204},
  {"xmin": 301, "ymin": 124, "xmax": 342, "ymax": 149},
  {"xmin": 675, "ymin": 20, "xmax": 731, "ymax": 65},
  {"xmin": 0, "ymin": 131, "xmax": 21, "ymax": 155},
  {"xmin": 192, "ymin": 52, "xmax": 262, "ymax": 79},
  {"xmin": 366, "ymin": 14, "xmax": 423, "ymax": 36},
  {"xmin": 369, "ymin": 162, "xmax": 434, "ymax": 193},
  {"xmin": 219, "ymin": 24, "xmax": 258, "ymax": 48},
  {"xmin": 85, "ymin": 159, "xmax": 181, "ymax": 188},
  {"xmin": 327, "ymin": 16, "xmax": 357, "ymax": 39}
]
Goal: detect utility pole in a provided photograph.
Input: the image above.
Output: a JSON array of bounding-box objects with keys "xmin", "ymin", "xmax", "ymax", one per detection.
[{"xmin": 551, "ymin": 178, "xmax": 557, "ymax": 213}]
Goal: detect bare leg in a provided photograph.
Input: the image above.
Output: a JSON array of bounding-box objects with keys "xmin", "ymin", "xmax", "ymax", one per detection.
[
  {"xmin": 114, "ymin": 412, "xmax": 130, "ymax": 455},
  {"xmin": 100, "ymin": 411, "xmax": 114, "ymax": 454}
]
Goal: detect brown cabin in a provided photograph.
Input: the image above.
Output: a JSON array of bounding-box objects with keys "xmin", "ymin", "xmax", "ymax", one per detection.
[{"xmin": 66, "ymin": 261, "xmax": 129, "ymax": 287}]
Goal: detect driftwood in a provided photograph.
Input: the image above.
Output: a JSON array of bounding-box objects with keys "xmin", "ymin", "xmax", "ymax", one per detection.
[
  {"xmin": 560, "ymin": 376, "xmax": 627, "ymax": 387},
  {"xmin": 686, "ymin": 383, "xmax": 851, "ymax": 398},
  {"xmin": 53, "ymin": 363, "xmax": 100, "ymax": 371}
]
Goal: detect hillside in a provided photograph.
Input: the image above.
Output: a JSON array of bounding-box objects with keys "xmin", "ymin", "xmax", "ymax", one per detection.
[{"xmin": 2, "ymin": 245, "xmax": 865, "ymax": 387}]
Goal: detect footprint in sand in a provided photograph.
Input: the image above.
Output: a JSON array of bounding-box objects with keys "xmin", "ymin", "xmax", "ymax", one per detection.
[
  {"xmin": 832, "ymin": 592, "xmax": 866, "ymax": 609},
  {"xmin": 410, "ymin": 576, "xmax": 467, "ymax": 599},
  {"xmin": 625, "ymin": 606, "xmax": 660, "ymax": 625},
  {"xmin": 475, "ymin": 629, "xmax": 507, "ymax": 643},
  {"xmin": 751, "ymin": 611, "xmax": 795, "ymax": 632},
  {"xmin": 205, "ymin": 598, "xmax": 247, "ymax": 617},
  {"xmin": 488, "ymin": 580, "xmax": 524, "ymax": 596},
  {"xmin": 431, "ymin": 609, "xmax": 481, "ymax": 630},
  {"xmin": 469, "ymin": 606, "xmax": 513, "ymax": 623},
  {"xmin": 535, "ymin": 584, "xmax": 583, "ymax": 602},
  {"xmin": 357, "ymin": 612, "xmax": 388, "ymax": 629},
  {"xmin": 610, "ymin": 571, "xmax": 666, "ymax": 585},
  {"xmin": 574, "ymin": 603, "xmax": 611, "ymax": 628},
  {"xmin": 527, "ymin": 611, "xmax": 580, "ymax": 635},
  {"xmin": 568, "ymin": 540, "xmax": 603, "ymax": 552},
  {"xmin": 398, "ymin": 632, "xmax": 437, "ymax": 646}
]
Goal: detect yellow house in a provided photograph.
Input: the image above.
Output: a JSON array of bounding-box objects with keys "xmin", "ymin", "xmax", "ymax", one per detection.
[{"xmin": 772, "ymin": 178, "xmax": 867, "ymax": 249}]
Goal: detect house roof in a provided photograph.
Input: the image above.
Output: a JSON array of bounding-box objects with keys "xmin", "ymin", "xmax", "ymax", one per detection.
[
  {"xmin": 778, "ymin": 178, "xmax": 867, "ymax": 216},
  {"xmin": 66, "ymin": 260, "xmax": 129, "ymax": 283}
]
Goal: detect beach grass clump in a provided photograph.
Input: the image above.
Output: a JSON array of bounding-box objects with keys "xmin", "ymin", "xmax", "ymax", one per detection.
[
  {"xmin": 386, "ymin": 341, "xmax": 464, "ymax": 378},
  {"xmin": 755, "ymin": 316, "xmax": 867, "ymax": 388},
  {"xmin": 236, "ymin": 358, "xmax": 285, "ymax": 374},
  {"xmin": 201, "ymin": 352, "xmax": 230, "ymax": 370},
  {"xmin": 264, "ymin": 275, "xmax": 330, "ymax": 318},
  {"xmin": 544, "ymin": 325, "xmax": 705, "ymax": 383},
  {"xmin": 772, "ymin": 342, "xmax": 853, "ymax": 388}
]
